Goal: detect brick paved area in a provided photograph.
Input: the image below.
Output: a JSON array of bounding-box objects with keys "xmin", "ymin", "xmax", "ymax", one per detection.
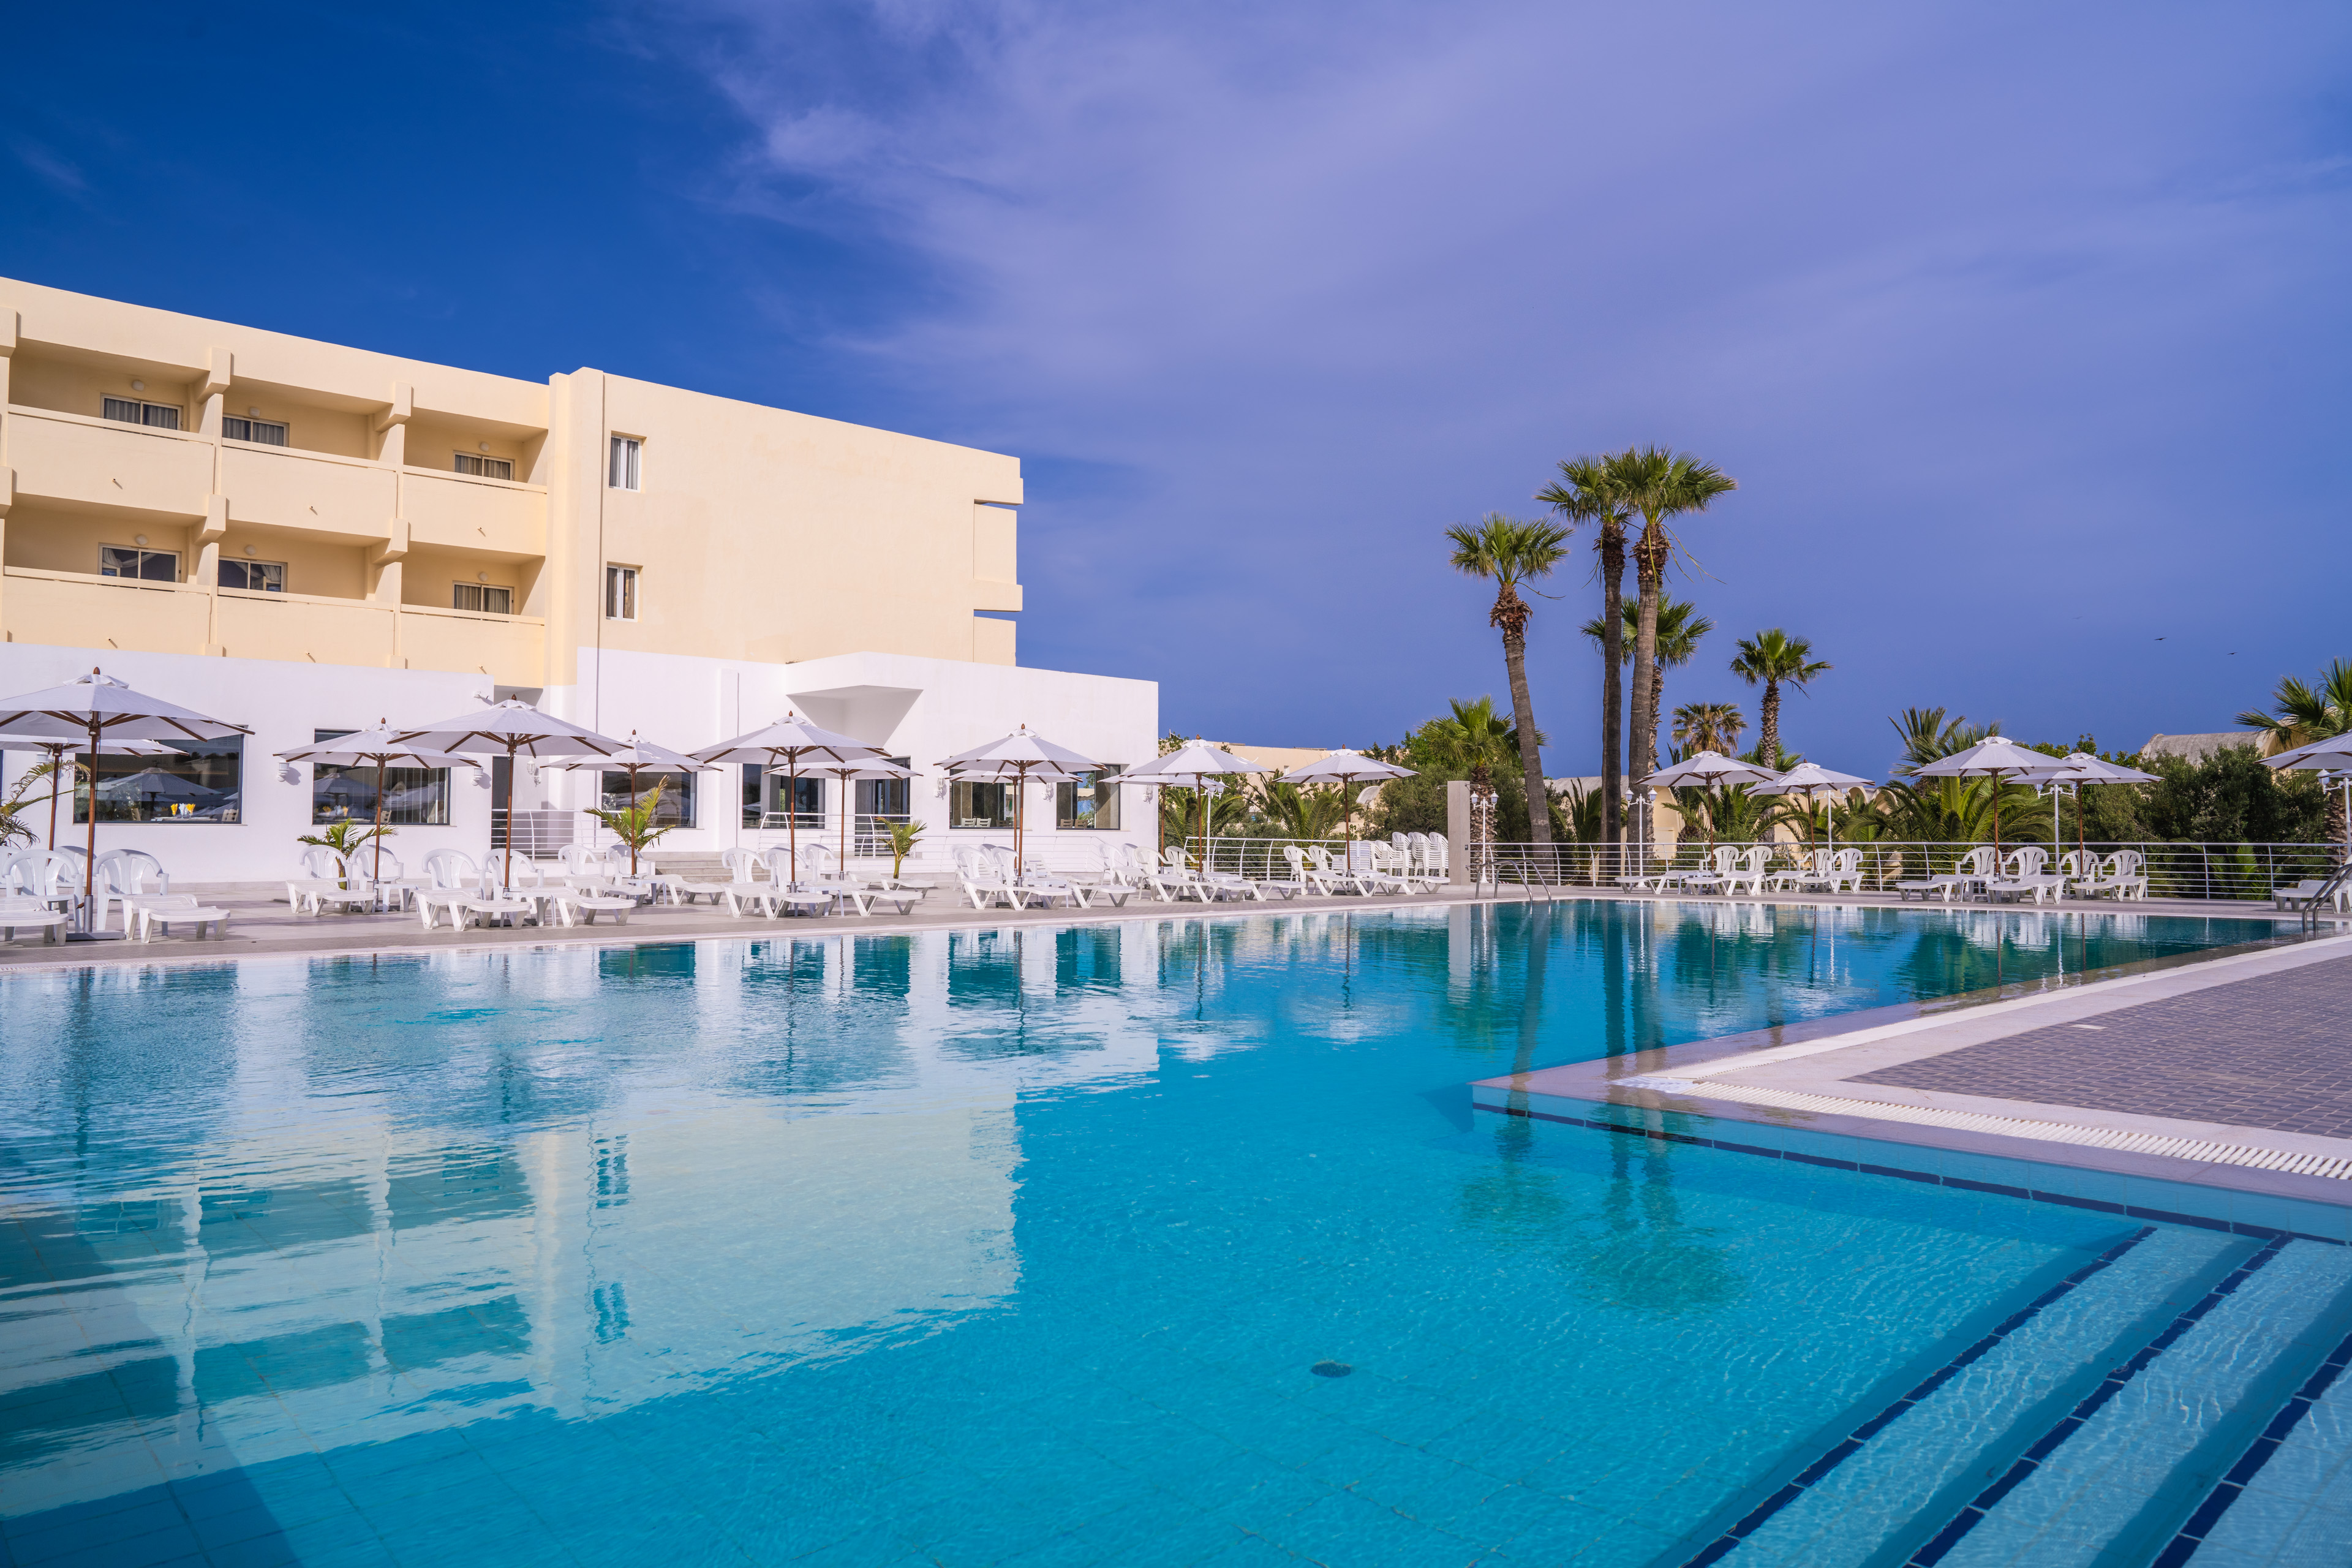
[{"xmin": 1853, "ymin": 954, "xmax": 2352, "ymax": 1137}]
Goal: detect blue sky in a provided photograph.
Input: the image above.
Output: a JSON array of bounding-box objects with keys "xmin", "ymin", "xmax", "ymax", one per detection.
[{"xmin": 7, "ymin": 2, "xmax": 2348, "ymax": 775}]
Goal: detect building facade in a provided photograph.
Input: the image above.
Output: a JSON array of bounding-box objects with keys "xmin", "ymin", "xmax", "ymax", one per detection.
[{"xmin": 0, "ymin": 278, "xmax": 1157, "ymax": 882}]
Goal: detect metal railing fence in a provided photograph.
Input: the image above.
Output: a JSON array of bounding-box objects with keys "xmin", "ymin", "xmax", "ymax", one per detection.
[{"xmin": 1183, "ymin": 835, "xmax": 2346, "ymax": 902}]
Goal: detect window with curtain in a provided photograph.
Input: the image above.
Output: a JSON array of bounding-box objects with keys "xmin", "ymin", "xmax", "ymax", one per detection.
[
  {"xmin": 219, "ymin": 559, "xmax": 286, "ymax": 592},
  {"xmin": 100, "ymin": 546, "xmax": 179, "ymax": 581},
  {"xmin": 222, "ymin": 416, "xmax": 288, "ymax": 445},
  {"xmin": 608, "ymin": 435, "xmax": 641, "ymax": 490},
  {"xmin": 454, "ymin": 452, "xmax": 513, "ymax": 479},
  {"xmin": 102, "ymin": 398, "xmax": 181, "ymax": 430}
]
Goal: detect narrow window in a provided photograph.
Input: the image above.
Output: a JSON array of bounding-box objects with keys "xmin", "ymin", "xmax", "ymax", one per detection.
[
  {"xmin": 454, "ymin": 583, "xmax": 513, "ymax": 614},
  {"xmin": 605, "ymin": 565, "xmax": 639, "ymax": 621},
  {"xmin": 221, "ymin": 416, "xmax": 288, "ymax": 445},
  {"xmin": 102, "ymin": 398, "xmax": 182, "ymax": 431},
  {"xmin": 453, "ymin": 453, "xmax": 514, "ymax": 480},
  {"xmin": 608, "ymin": 435, "xmax": 641, "ymax": 491},
  {"xmin": 99, "ymin": 546, "xmax": 180, "ymax": 582},
  {"xmin": 219, "ymin": 559, "xmax": 287, "ymax": 592}
]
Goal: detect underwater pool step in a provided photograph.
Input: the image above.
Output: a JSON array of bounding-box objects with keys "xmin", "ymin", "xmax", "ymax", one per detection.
[
  {"xmin": 1674, "ymin": 1224, "xmax": 2250, "ymax": 1568},
  {"xmin": 1915, "ymin": 1236, "xmax": 2352, "ymax": 1567},
  {"xmin": 2169, "ymin": 1322, "xmax": 2352, "ymax": 1564}
]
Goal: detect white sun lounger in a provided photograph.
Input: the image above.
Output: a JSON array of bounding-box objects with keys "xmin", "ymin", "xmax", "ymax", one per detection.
[
  {"xmin": 0, "ymin": 896, "xmax": 69, "ymax": 944},
  {"xmin": 131, "ymin": 895, "xmax": 232, "ymax": 941}
]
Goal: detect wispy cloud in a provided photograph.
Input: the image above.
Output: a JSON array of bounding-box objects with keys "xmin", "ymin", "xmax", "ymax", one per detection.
[{"xmin": 10, "ymin": 138, "xmax": 88, "ymax": 195}]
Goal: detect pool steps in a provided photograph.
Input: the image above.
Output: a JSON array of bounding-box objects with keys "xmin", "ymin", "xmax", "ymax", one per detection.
[{"xmin": 1673, "ymin": 1232, "xmax": 2352, "ymax": 1568}]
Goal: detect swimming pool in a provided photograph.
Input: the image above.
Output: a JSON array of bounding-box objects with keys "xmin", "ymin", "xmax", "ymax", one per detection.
[{"xmin": 1, "ymin": 901, "xmax": 2324, "ymax": 1567}]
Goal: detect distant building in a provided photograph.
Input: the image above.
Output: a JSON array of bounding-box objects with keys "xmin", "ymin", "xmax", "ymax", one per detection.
[{"xmin": 2139, "ymin": 732, "xmax": 2256, "ymax": 764}]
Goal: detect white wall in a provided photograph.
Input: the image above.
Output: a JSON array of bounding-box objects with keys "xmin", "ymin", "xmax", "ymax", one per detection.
[
  {"xmin": 0, "ymin": 644, "xmax": 495, "ymax": 886},
  {"xmin": 544, "ymin": 645, "xmax": 1160, "ymax": 867}
]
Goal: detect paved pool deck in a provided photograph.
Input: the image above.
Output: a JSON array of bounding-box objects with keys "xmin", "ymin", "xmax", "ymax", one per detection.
[{"xmin": 1476, "ymin": 930, "xmax": 2352, "ymax": 1231}]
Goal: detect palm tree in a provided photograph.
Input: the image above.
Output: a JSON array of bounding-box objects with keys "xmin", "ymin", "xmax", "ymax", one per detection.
[
  {"xmin": 1260, "ymin": 774, "xmax": 1351, "ymax": 840},
  {"xmin": 2237, "ymin": 658, "xmax": 2352, "ymax": 753},
  {"xmin": 1600, "ymin": 448, "xmax": 1738, "ymax": 826},
  {"xmin": 1584, "ymin": 597, "xmax": 1715, "ymax": 756},
  {"xmin": 1537, "ymin": 457, "xmax": 1632, "ymax": 853},
  {"xmin": 1446, "ymin": 513, "xmax": 1572, "ymax": 845},
  {"xmin": 1727, "ymin": 629, "xmax": 1831, "ymax": 768},
  {"xmin": 1410, "ymin": 696, "xmax": 1529, "ymax": 784},
  {"xmin": 1673, "ymin": 701, "xmax": 1746, "ymax": 756},
  {"xmin": 1889, "ymin": 706, "xmax": 1997, "ymax": 777}
]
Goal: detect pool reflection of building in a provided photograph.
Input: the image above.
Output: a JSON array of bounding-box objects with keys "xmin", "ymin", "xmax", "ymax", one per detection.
[{"xmin": 4, "ymin": 923, "xmax": 1248, "ymax": 1513}]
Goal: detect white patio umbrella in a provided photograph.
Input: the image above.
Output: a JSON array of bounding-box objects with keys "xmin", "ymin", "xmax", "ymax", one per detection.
[
  {"xmin": 2019, "ymin": 752, "xmax": 2158, "ymax": 866},
  {"xmin": 1283, "ymin": 748, "xmax": 1417, "ymax": 855},
  {"xmin": 694, "ymin": 713, "xmax": 887, "ymax": 886},
  {"xmin": 0, "ymin": 668, "xmax": 250, "ymax": 901},
  {"xmin": 2263, "ymin": 734, "xmax": 2352, "ymax": 771},
  {"xmin": 1752, "ymin": 763, "xmax": 1873, "ymax": 856},
  {"xmin": 936, "ymin": 725, "xmax": 1100, "ymax": 873},
  {"xmin": 389, "ymin": 699, "xmax": 633, "ymax": 888},
  {"xmin": 540, "ymin": 733, "xmax": 717, "ymax": 875},
  {"xmin": 1638, "ymin": 751, "xmax": 1782, "ymax": 858},
  {"xmin": 1123, "ymin": 740, "xmax": 1269, "ymax": 865},
  {"xmin": 12, "ymin": 736, "xmax": 173, "ymax": 850},
  {"xmin": 278, "ymin": 723, "xmax": 485, "ymax": 884},
  {"xmin": 1913, "ymin": 735, "xmax": 2050, "ymax": 859}
]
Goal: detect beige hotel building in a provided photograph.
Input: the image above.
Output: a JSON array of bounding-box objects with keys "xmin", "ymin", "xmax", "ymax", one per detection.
[{"xmin": 0, "ymin": 278, "xmax": 1157, "ymax": 882}]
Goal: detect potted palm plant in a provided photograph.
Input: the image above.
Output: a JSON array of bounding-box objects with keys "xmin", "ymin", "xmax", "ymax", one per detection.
[
  {"xmin": 297, "ymin": 819, "xmax": 391, "ymax": 886},
  {"xmin": 589, "ymin": 780, "xmax": 673, "ymax": 876},
  {"xmin": 881, "ymin": 818, "xmax": 924, "ymax": 881}
]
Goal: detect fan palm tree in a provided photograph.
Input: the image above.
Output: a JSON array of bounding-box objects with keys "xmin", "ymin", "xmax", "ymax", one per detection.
[
  {"xmin": 1601, "ymin": 448, "xmax": 1738, "ymax": 813},
  {"xmin": 1446, "ymin": 513, "xmax": 1572, "ymax": 844},
  {"xmin": 1673, "ymin": 701, "xmax": 1746, "ymax": 757},
  {"xmin": 2237, "ymin": 658, "xmax": 2352, "ymax": 754},
  {"xmin": 1727, "ymin": 630, "xmax": 1831, "ymax": 768},
  {"xmin": 1259, "ymin": 774, "xmax": 1352, "ymax": 840},
  {"xmin": 1888, "ymin": 706, "xmax": 1997, "ymax": 777},
  {"xmin": 1537, "ymin": 456, "xmax": 1632, "ymax": 852},
  {"xmin": 1410, "ymin": 696, "xmax": 1531, "ymax": 785},
  {"xmin": 1585, "ymin": 597, "xmax": 1716, "ymax": 756}
]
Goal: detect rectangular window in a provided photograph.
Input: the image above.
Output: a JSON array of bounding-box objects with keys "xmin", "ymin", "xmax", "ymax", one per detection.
[
  {"xmin": 763, "ymin": 772, "xmax": 823, "ymax": 828},
  {"xmin": 453, "ymin": 453, "xmax": 514, "ymax": 480},
  {"xmin": 221, "ymin": 416, "xmax": 288, "ymax": 445},
  {"xmin": 600, "ymin": 769, "xmax": 695, "ymax": 829},
  {"xmin": 605, "ymin": 565, "xmax": 639, "ymax": 620},
  {"xmin": 949, "ymin": 778, "xmax": 1017, "ymax": 830},
  {"xmin": 78, "ymin": 738, "xmax": 241, "ymax": 824},
  {"xmin": 102, "ymin": 397, "xmax": 182, "ymax": 431},
  {"xmin": 453, "ymin": 583, "xmax": 514, "ymax": 614},
  {"xmin": 310, "ymin": 729, "xmax": 451, "ymax": 826},
  {"xmin": 853, "ymin": 760, "xmax": 912, "ymax": 821},
  {"xmin": 1057, "ymin": 766, "xmax": 1123, "ymax": 831},
  {"xmin": 608, "ymin": 435, "xmax": 641, "ymax": 491},
  {"xmin": 218, "ymin": 559, "xmax": 287, "ymax": 592},
  {"xmin": 99, "ymin": 546, "xmax": 179, "ymax": 582}
]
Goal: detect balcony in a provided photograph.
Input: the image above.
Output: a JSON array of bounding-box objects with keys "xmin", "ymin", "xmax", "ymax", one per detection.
[
  {"xmin": 399, "ymin": 603, "xmax": 545, "ymax": 686},
  {"xmin": 222, "ymin": 443, "xmax": 398, "ymax": 540},
  {"xmin": 216, "ymin": 587, "xmax": 398, "ymax": 666},
  {"xmin": 6, "ymin": 407, "xmax": 212, "ymax": 522},
  {"xmin": 1, "ymin": 566, "xmax": 211, "ymax": 654},
  {"xmin": 400, "ymin": 468, "xmax": 546, "ymax": 557}
]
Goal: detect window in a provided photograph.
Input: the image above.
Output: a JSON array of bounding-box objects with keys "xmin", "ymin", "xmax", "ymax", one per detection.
[
  {"xmin": 738, "ymin": 767, "xmax": 823, "ymax": 828},
  {"xmin": 853, "ymin": 761, "xmax": 911, "ymax": 821},
  {"xmin": 601, "ymin": 769, "xmax": 695, "ymax": 828},
  {"xmin": 453, "ymin": 583, "xmax": 513, "ymax": 614},
  {"xmin": 79, "ymin": 738, "xmax": 241, "ymax": 824},
  {"xmin": 100, "ymin": 546, "xmax": 179, "ymax": 582},
  {"xmin": 219, "ymin": 559, "xmax": 286, "ymax": 592},
  {"xmin": 454, "ymin": 453, "xmax": 513, "ymax": 480},
  {"xmin": 605, "ymin": 565, "xmax": 639, "ymax": 620},
  {"xmin": 949, "ymin": 778, "xmax": 1017, "ymax": 830},
  {"xmin": 608, "ymin": 435, "xmax": 641, "ymax": 491},
  {"xmin": 310, "ymin": 729, "xmax": 451, "ymax": 826},
  {"xmin": 1057, "ymin": 766, "xmax": 1123, "ymax": 831},
  {"xmin": 222, "ymin": 416, "xmax": 288, "ymax": 445},
  {"xmin": 102, "ymin": 397, "xmax": 181, "ymax": 431}
]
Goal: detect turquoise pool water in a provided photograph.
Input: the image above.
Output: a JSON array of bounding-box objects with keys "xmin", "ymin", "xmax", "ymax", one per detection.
[{"xmin": 0, "ymin": 902, "xmax": 2294, "ymax": 1567}]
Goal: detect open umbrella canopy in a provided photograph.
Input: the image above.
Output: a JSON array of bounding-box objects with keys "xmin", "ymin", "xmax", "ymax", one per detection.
[
  {"xmin": 1284, "ymin": 748, "xmax": 1416, "ymax": 786},
  {"xmin": 1640, "ymin": 751, "xmax": 1781, "ymax": 790},
  {"xmin": 543, "ymin": 733, "xmax": 716, "ymax": 775},
  {"xmin": 693, "ymin": 713, "xmax": 883, "ymax": 767},
  {"xmin": 1912, "ymin": 735, "xmax": 2048, "ymax": 780},
  {"xmin": 0, "ymin": 668, "xmax": 251, "ymax": 744},
  {"xmin": 2264, "ymin": 735, "xmax": 2352, "ymax": 771},
  {"xmin": 937, "ymin": 725, "xmax": 1100, "ymax": 775},
  {"xmin": 2020, "ymin": 752, "xmax": 2158, "ymax": 786},
  {"xmin": 277, "ymin": 724, "xmax": 485, "ymax": 773},
  {"xmin": 1751, "ymin": 762, "xmax": 1872, "ymax": 795},
  {"xmin": 388, "ymin": 698, "xmax": 631, "ymax": 760},
  {"xmin": 1124, "ymin": 741, "xmax": 1271, "ymax": 864}
]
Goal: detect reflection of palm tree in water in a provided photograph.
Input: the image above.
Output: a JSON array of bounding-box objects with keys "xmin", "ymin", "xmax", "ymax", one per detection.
[{"xmin": 1575, "ymin": 1135, "xmax": 1743, "ymax": 1314}]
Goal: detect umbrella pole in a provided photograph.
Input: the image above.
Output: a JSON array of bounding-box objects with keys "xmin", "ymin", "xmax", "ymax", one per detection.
[
  {"xmin": 45, "ymin": 743, "xmax": 61, "ymax": 850},
  {"xmin": 1016, "ymin": 764, "xmax": 1025, "ymax": 876},
  {"xmin": 84, "ymin": 717, "xmax": 100, "ymax": 903},
  {"xmin": 502, "ymin": 744, "xmax": 519, "ymax": 891},
  {"xmin": 788, "ymin": 755, "xmax": 801, "ymax": 888},
  {"xmin": 373, "ymin": 757, "xmax": 387, "ymax": 886},
  {"xmin": 839, "ymin": 769, "xmax": 850, "ymax": 873}
]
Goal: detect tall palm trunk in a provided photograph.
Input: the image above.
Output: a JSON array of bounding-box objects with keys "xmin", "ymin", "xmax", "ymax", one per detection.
[
  {"xmin": 1598, "ymin": 524, "xmax": 1626, "ymax": 854},
  {"xmin": 1757, "ymin": 679, "xmax": 1782, "ymax": 767},
  {"xmin": 1628, "ymin": 529, "xmax": 1668, "ymax": 847},
  {"xmin": 1501, "ymin": 622, "xmax": 1551, "ymax": 845}
]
